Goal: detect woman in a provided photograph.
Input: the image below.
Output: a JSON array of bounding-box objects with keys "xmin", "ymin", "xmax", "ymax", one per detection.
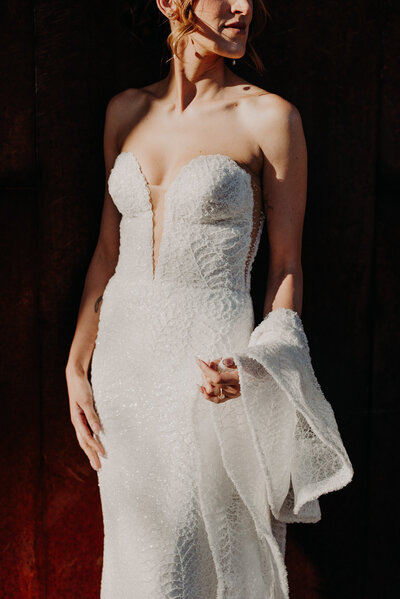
[{"xmin": 66, "ymin": 1, "xmax": 353, "ymax": 597}]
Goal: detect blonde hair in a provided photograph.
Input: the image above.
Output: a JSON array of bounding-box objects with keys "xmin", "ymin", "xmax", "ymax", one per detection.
[{"xmin": 165, "ymin": 0, "xmax": 270, "ymax": 75}]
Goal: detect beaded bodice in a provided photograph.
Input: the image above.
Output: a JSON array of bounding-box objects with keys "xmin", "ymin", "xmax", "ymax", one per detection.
[{"xmin": 107, "ymin": 152, "xmax": 264, "ymax": 293}]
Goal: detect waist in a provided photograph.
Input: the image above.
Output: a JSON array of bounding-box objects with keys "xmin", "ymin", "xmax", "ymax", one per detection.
[
  {"xmin": 97, "ymin": 275, "xmax": 255, "ymax": 360},
  {"xmin": 104, "ymin": 273, "xmax": 251, "ymax": 301}
]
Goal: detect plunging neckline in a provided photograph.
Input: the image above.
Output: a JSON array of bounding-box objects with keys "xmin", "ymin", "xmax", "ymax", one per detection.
[{"xmin": 115, "ymin": 151, "xmax": 255, "ymax": 281}]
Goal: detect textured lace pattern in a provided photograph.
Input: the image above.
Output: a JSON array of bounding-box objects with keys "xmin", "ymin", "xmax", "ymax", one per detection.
[{"xmin": 90, "ymin": 153, "xmax": 353, "ymax": 599}]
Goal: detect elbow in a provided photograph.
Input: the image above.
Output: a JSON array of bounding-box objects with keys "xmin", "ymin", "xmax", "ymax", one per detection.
[
  {"xmin": 268, "ymin": 258, "xmax": 303, "ymax": 281},
  {"xmin": 94, "ymin": 242, "xmax": 119, "ymax": 271}
]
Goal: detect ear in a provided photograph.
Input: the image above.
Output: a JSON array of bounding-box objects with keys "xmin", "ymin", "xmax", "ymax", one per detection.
[{"xmin": 156, "ymin": 0, "xmax": 178, "ymax": 20}]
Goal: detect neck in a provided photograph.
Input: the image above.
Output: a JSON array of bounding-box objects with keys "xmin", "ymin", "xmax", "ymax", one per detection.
[{"xmin": 161, "ymin": 40, "xmax": 234, "ymax": 114}]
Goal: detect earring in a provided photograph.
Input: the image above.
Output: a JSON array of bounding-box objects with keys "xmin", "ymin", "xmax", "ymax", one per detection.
[
  {"xmin": 232, "ymin": 59, "xmax": 236, "ymax": 66},
  {"xmin": 167, "ymin": 11, "xmax": 175, "ymax": 19}
]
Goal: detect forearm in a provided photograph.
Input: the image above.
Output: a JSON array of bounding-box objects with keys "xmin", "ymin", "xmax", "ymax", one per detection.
[
  {"xmin": 66, "ymin": 249, "xmax": 117, "ymax": 376},
  {"xmin": 262, "ymin": 264, "xmax": 303, "ymax": 318}
]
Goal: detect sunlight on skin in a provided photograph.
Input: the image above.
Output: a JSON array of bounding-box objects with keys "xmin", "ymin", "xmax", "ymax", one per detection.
[{"xmin": 195, "ymin": 356, "xmax": 241, "ymax": 403}]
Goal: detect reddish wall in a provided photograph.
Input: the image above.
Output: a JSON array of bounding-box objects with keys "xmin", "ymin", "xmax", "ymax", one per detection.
[{"xmin": 1, "ymin": 1, "xmax": 398, "ymax": 597}]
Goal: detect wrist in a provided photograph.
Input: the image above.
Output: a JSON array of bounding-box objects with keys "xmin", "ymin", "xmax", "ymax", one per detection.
[{"xmin": 65, "ymin": 360, "xmax": 88, "ymax": 379}]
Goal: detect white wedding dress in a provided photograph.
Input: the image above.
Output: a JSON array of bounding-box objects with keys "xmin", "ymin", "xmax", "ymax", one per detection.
[{"xmin": 90, "ymin": 151, "xmax": 353, "ymax": 599}]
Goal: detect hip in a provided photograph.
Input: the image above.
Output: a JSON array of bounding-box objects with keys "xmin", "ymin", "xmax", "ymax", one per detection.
[{"xmin": 95, "ymin": 277, "xmax": 254, "ymax": 355}]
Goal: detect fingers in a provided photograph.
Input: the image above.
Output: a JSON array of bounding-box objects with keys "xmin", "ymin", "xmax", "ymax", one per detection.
[
  {"xmin": 196, "ymin": 357, "xmax": 239, "ymax": 386},
  {"xmin": 197, "ymin": 383, "xmax": 240, "ymax": 403},
  {"xmin": 220, "ymin": 357, "xmax": 237, "ymax": 369},
  {"xmin": 66, "ymin": 371, "xmax": 107, "ymax": 470},
  {"xmin": 76, "ymin": 428, "xmax": 102, "ymax": 471},
  {"xmin": 196, "ymin": 357, "xmax": 241, "ymax": 403},
  {"xmin": 202, "ymin": 374, "xmax": 216, "ymax": 395},
  {"xmin": 71, "ymin": 408, "xmax": 106, "ymax": 470},
  {"xmin": 208, "ymin": 357, "xmax": 222, "ymax": 371},
  {"xmin": 83, "ymin": 401, "xmax": 103, "ymax": 436},
  {"xmin": 208, "ymin": 357, "xmax": 237, "ymax": 371}
]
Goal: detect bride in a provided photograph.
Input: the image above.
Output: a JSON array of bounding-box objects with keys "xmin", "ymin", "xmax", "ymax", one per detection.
[{"xmin": 65, "ymin": 1, "xmax": 353, "ymax": 597}]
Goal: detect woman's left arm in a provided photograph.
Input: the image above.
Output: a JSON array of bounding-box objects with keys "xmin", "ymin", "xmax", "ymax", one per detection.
[
  {"xmin": 255, "ymin": 95, "xmax": 308, "ymax": 318},
  {"xmin": 196, "ymin": 96, "xmax": 308, "ymax": 403}
]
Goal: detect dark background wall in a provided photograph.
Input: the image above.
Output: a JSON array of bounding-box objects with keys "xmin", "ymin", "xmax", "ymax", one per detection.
[{"xmin": 0, "ymin": 1, "xmax": 398, "ymax": 597}]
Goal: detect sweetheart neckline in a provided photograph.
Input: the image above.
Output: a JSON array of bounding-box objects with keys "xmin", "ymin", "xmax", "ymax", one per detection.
[
  {"xmin": 112, "ymin": 151, "xmax": 254, "ymax": 281},
  {"xmin": 115, "ymin": 151, "xmax": 253, "ymax": 194}
]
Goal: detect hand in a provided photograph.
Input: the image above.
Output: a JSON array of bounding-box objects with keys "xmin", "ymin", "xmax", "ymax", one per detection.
[
  {"xmin": 65, "ymin": 367, "xmax": 106, "ymax": 471},
  {"xmin": 195, "ymin": 356, "xmax": 241, "ymax": 403}
]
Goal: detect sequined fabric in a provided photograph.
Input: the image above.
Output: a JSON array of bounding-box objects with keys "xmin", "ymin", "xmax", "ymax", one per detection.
[{"xmin": 90, "ymin": 152, "xmax": 353, "ymax": 598}]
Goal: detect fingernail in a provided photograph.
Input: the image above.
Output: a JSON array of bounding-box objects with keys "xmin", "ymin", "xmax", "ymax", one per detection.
[{"xmin": 223, "ymin": 358, "xmax": 233, "ymax": 367}]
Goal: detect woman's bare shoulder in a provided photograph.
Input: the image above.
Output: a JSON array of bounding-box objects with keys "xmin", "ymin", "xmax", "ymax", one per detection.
[
  {"xmin": 229, "ymin": 75, "xmax": 300, "ymax": 124},
  {"xmin": 106, "ymin": 87, "xmax": 150, "ymax": 120},
  {"xmin": 239, "ymin": 85, "xmax": 304, "ymax": 157},
  {"xmin": 235, "ymin": 78, "xmax": 300, "ymax": 121},
  {"xmin": 104, "ymin": 88, "xmax": 152, "ymax": 149},
  {"xmin": 254, "ymin": 91, "xmax": 301, "ymax": 123}
]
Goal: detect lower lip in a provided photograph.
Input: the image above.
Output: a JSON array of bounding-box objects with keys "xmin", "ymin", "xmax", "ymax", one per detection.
[{"xmin": 225, "ymin": 27, "xmax": 246, "ymax": 35}]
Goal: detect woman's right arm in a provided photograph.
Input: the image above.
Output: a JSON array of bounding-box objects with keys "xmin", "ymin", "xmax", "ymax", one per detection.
[{"xmin": 65, "ymin": 95, "xmax": 123, "ymax": 471}]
